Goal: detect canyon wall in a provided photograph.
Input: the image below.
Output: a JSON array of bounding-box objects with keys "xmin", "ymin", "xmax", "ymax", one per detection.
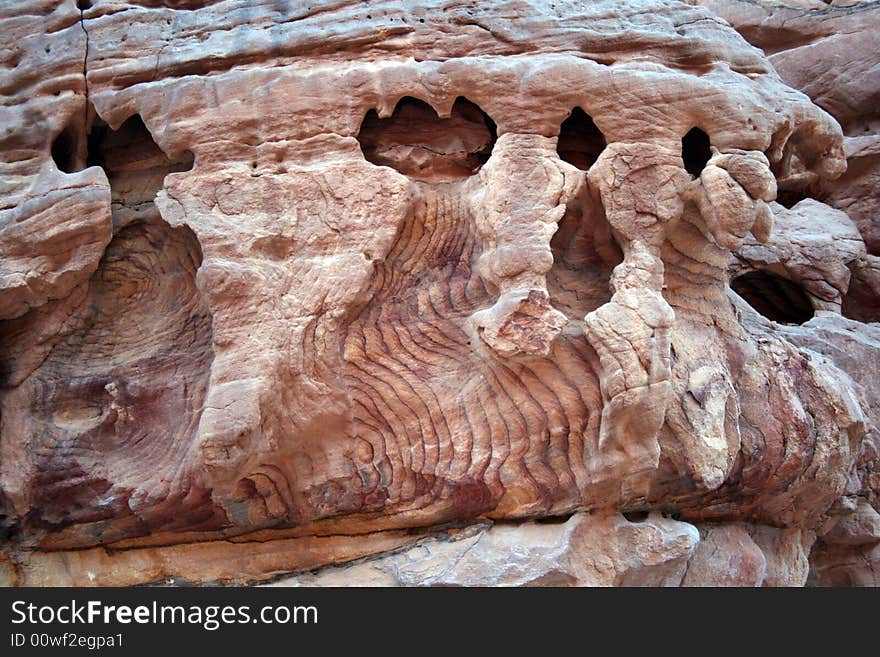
[{"xmin": 1, "ymin": 0, "xmax": 878, "ymax": 586}]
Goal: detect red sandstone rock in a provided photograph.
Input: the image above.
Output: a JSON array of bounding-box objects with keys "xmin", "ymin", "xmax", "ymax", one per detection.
[
  {"xmin": 702, "ymin": 0, "xmax": 880, "ymax": 586},
  {"xmin": 0, "ymin": 0, "xmax": 878, "ymax": 586}
]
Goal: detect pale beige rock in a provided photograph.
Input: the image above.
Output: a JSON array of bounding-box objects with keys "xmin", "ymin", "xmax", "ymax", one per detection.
[
  {"xmin": 810, "ymin": 541, "xmax": 880, "ymax": 587},
  {"xmin": 705, "ymin": 1, "xmax": 880, "ymax": 586},
  {"xmin": 269, "ymin": 516, "xmax": 815, "ymax": 587},
  {"xmin": 0, "ymin": 2, "xmax": 110, "ymax": 321},
  {"xmin": 773, "ymin": 315, "xmax": 880, "ymax": 584},
  {"xmin": 269, "ymin": 512, "xmax": 701, "ymax": 587},
  {"xmin": 682, "ymin": 524, "xmax": 767, "ymax": 587},
  {"xmin": 747, "ymin": 525, "xmax": 814, "ymax": 587},
  {"xmin": 5, "ymin": 528, "xmax": 423, "ymax": 587},
  {"xmin": 702, "ymin": 0, "xmax": 880, "ymax": 276},
  {"xmin": 822, "ymin": 498, "xmax": 880, "ymax": 546},
  {"xmin": 700, "ymin": 4, "xmax": 880, "ymax": 480}
]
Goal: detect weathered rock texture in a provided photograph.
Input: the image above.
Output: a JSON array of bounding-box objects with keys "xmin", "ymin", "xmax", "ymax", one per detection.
[
  {"xmin": 0, "ymin": 0, "xmax": 878, "ymax": 586},
  {"xmin": 698, "ymin": 0, "xmax": 880, "ymax": 586}
]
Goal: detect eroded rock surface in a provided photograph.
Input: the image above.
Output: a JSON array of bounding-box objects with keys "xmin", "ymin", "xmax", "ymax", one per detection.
[
  {"xmin": 1, "ymin": 0, "xmax": 878, "ymax": 586},
  {"xmin": 701, "ymin": 0, "xmax": 880, "ymax": 586}
]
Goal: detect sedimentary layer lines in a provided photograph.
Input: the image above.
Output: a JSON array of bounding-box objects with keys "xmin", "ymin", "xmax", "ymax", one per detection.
[{"xmin": 343, "ymin": 184, "xmax": 605, "ymax": 520}]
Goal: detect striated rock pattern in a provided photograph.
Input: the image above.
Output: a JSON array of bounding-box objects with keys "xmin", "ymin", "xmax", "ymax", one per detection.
[{"xmin": 0, "ymin": 0, "xmax": 878, "ymax": 586}]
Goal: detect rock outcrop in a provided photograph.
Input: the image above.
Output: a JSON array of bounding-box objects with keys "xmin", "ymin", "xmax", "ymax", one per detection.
[
  {"xmin": 0, "ymin": 0, "xmax": 878, "ymax": 586},
  {"xmin": 698, "ymin": 0, "xmax": 880, "ymax": 587}
]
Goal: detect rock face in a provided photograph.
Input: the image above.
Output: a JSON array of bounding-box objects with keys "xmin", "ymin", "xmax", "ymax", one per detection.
[
  {"xmin": 266, "ymin": 513, "xmax": 701, "ymax": 587},
  {"xmin": 698, "ymin": 0, "xmax": 880, "ymax": 586},
  {"xmin": 265, "ymin": 513, "xmax": 820, "ymax": 588},
  {"xmin": 0, "ymin": 0, "xmax": 877, "ymax": 587}
]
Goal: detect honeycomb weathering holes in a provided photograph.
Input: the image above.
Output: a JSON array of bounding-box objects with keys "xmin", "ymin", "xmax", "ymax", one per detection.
[
  {"xmin": 550, "ymin": 108, "xmax": 618, "ymax": 318},
  {"xmin": 357, "ymin": 96, "xmax": 497, "ymax": 182},
  {"xmin": 556, "ymin": 107, "xmax": 607, "ymax": 170},
  {"xmin": 52, "ymin": 112, "xmax": 194, "ymax": 180},
  {"xmin": 86, "ymin": 114, "xmax": 194, "ymax": 176}
]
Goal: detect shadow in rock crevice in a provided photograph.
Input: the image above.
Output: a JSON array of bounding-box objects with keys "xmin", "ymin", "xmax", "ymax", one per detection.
[
  {"xmin": 731, "ymin": 270, "xmax": 815, "ymax": 325},
  {"xmin": 556, "ymin": 106, "xmax": 606, "ymax": 171}
]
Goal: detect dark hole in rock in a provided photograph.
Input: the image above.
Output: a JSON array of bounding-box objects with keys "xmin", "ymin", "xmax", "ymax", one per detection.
[
  {"xmin": 534, "ymin": 514, "xmax": 575, "ymax": 525},
  {"xmin": 52, "ymin": 112, "xmax": 194, "ymax": 203},
  {"xmin": 357, "ymin": 96, "xmax": 496, "ymax": 182},
  {"xmin": 76, "ymin": 0, "xmax": 93, "ymax": 10},
  {"xmin": 841, "ymin": 264, "xmax": 880, "ymax": 323},
  {"xmin": 556, "ymin": 107, "xmax": 606, "ymax": 170},
  {"xmin": 87, "ymin": 114, "xmax": 194, "ymax": 229},
  {"xmin": 547, "ymin": 185, "xmax": 622, "ymax": 321},
  {"xmin": 85, "ymin": 118, "xmax": 109, "ymax": 169},
  {"xmin": 622, "ymin": 510, "xmax": 650, "ymax": 523},
  {"xmin": 660, "ymin": 507, "xmax": 682, "ymax": 520},
  {"xmin": 775, "ymin": 189, "xmax": 812, "ymax": 209},
  {"xmin": 770, "ymin": 150, "xmax": 817, "ymax": 209},
  {"xmin": 731, "ymin": 270, "xmax": 814, "ymax": 324},
  {"xmin": 51, "ymin": 121, "xmax": 84, "ymax": 173},
  {"xmin": 682, "ymin": 127, "xmax": 712, "ymax": 178},
  {"xmin": 0, "ymin": 491, "xmax": 19, "ymax": 542},
  {"xmin": 0, "ymin": 516, "xmax": 18, "ymax": 542}
]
